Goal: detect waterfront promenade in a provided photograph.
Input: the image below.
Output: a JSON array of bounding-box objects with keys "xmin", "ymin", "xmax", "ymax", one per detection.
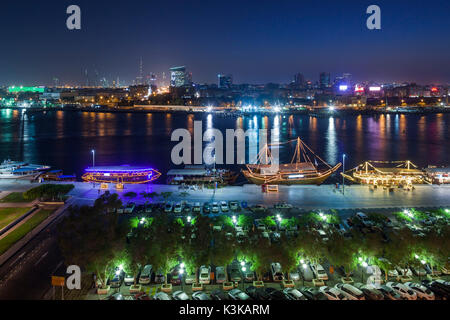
[{"xmin": 2, "ymin": 180, "xmax": 449, "ymax": 210}]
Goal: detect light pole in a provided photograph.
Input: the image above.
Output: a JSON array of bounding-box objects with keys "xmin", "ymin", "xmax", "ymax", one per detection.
[
  {"xmin": 241, "ymin": 266, "xmax": 246, "ymax": 290},
  {"xmin": 342, "ymin": 154, "xmax": 346, "ymax": 195},
  {"xmin": 91, "ymin": 149, "xmax": 96, "ymax": 168}
]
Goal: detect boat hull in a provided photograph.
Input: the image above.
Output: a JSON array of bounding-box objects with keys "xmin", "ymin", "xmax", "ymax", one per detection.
[{"xmin": 242, "ymin": 164, "xmax": 341, "ymax": 186}]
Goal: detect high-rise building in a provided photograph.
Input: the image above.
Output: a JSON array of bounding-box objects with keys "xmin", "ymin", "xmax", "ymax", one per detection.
[
  {"xmin": 170, "ymin": 66, "xmax": 191, "ymax": 87},
  {"xmin": 293, "ymin": 73, "xmax": 305, "ymax": 88},
  {"xmin": 319, "ymin": 72, "xmax": 331, "ymax": 88},
  {"xmin": 218, "ymin": 74, "xmax": 233, "ymax": 89}
]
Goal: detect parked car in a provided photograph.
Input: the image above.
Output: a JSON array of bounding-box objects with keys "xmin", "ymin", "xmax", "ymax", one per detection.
[
  {"xmin": 228, "ymin": 289, "xmax": 250, "ymax": 301},
  {"xmin": 378, "ymin": 285, "xmax": 403, "ymax": 300},
  {"xmin": 335, "ymin": 284, "xmax": 365, "ymax": 300},
  {"xmin": 405, "ymin": 282, "xmax": 435, "ymax": 300},
  {"xmin": 110, "ymin": 270, "xmax": 124, "ymax": 288},
  {"xmin": 265, "ymin": 288, "xmax": 288, "ymax": 300},
  {"xmin": 164, "ymin": 202, "xmax": 173, "ymax": 213},
  {"xmin": 124, "ymin": 203, "xmax": 136, "ymax": 214},
  {"xmin": 154, "ymin": 292, "xmax": 171, "ymax": 300},
  {"xmin": 300, "ymin": 287, "xmax": 329, "ymax": 301},
  {"xmin": 173, "ymin": 291, "xmax": 190, "ymax": 301},
  {"xmin": 145, "ymin": 204, "xmax": 153, "ymax": 213},
  {"xmin": 246, "ymin": 286, "xmax": 270, "ymax": 300},
  {"xmin": 211, "ymin": 202, "xmax": 220, "ymax": 213},
  {"xmin": 215, "ymin": 266, "xmax": 227, "ymax": 284},
  {"xmin": 300, "ymin": 263, "xmax": 315, "ymax": 282},
  {"xmin": 203, "ymin": 203, "xmax": 211, "ymax": 214},
  {"xmin": 229, "ymin": 201, "xmax": 239, "ymax": 211},
  {"xmin": 192, "ymin": 292, "xmax": 211, "ymax": 301},
  {"xmin": 312, "ymin": 264, "xmax": 329, "ymax": 281},
  {"xmin": 319, "ymin": 286, "xmax": 347, "ymax": 300},
  {"xmin": 271, "ymin": 263, "xmax": 284, "ymax": 282},
  {"xmin": 124, "ymin": 272, "xmax": 136, "ymax": 286},
  {"xmin": 154, "ymin": 269, "xmax": 165, "ymax": 284},
  {"xmin": 228, "ymin": 262, "xmax": 242, "ymax": 282},
  {"xmin": 106, "ymin": 293, "xmax": 124, "ymax": 300},
  {"xmin": 354, "ymin": 283, "xmax": 384, "ymax": 300},
  {"xmin": 185, "ymin": 272, "xmax": 197, "ymax": 285},
  {"xmin": 386, "ymin": 282, "xmax": 417, "ymax": 300},
  {"xmin": 199, "ymin": 265, "xmax": 211, "ymax": 285},
  {"xmin": 421, "ymin": 280, "xmax": 449, "ymax": 299},
  {"xmin": 170, "ymin": 267, "xmax": 182, "ymax": 286},
  {"xmin": 219, "ymin": 201, "xmax": 229, "ymax": 212},
  {"xmin": 211, "ymin": 290, "xmax": 229, "ymax": 300},
  {"xmin": 174, "ymin": 202, "xmax": 183, "ymax": 213},
  {"xmin": 139, "ymin": 265, "xmax": 153, "ymax": 285},
  {"xmin": 283, "ymin": 288, "xmax": 307, "ymax": 300},
  {"xmin": 289, "ymin": 270, "xmax": 300, "ymax": 281}
]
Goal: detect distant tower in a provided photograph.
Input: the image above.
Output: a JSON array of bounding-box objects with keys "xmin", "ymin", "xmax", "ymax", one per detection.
[
  {"xmin": 136, "ymin": 57, "xmax": 144, "ymax": 85},
  {"xmin": 84, "ymin": 69, "xmax": 89, "ymax": 87}
]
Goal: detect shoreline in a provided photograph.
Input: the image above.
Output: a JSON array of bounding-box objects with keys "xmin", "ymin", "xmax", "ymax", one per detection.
[{"xmin": 2, "ymin": 105, "xmax": 450, "ymax": 116}]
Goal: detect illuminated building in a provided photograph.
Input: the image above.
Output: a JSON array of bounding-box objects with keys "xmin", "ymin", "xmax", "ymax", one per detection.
[
  {"xmin": 218, "ymin": 74, "xmax": 233, "ymax": 89},
  {"xmin": 170, "ymin": 66, "xmax": 191, "ymax": 87},
  {"xmin": 319, "ymin": 72, "xmax": 331, "ymax": 88},
  {"xmin": 82, "ymin": 166, "xmax": 161, "ymax": 184}
]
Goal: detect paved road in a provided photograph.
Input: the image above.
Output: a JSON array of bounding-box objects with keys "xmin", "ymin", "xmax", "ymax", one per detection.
[{"xmin": 64, "ymin": 182, "xmax": 450, "ymax": 210}]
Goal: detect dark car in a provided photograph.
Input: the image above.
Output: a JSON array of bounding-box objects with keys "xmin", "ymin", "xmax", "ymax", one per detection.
[
  {"xmin": 170, "ymin": 268, "xmax": 182, "ymax": 285},
  {"xmin": 265, "ymin": 288, "xmax": 288, "ymax": 300},
  {"xmin": 245, "ymin": 286, "xmax": 270, "ymax": 300},
  {"xmin": 300, "ymin": 288, "xmax": 328, "ymax": 301},
  {"xmin": 109, "ymin": 270, "xmax": 124, "ymax": 288},
  {"xmin": 203, "ymin": 203, "xmax": 211, "ymax": 214},
  {"xmin": 211, "ymin": 290, "xmax": 230, "ymax": 301},
  {"xmin": 421, "ymin": 280, "xmax": 449, "ymax": 299}
]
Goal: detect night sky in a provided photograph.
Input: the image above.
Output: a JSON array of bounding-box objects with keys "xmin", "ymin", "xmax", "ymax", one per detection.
[{"xmin": 1, "ymin": 0, "xmax": 449, "ymax": 86}]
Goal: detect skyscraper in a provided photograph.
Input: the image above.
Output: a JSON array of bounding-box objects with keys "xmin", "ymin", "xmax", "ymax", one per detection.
[
  {"xmin": 320, "ymin": 72, "xmax": 331, "ymax": 89},
  {"xmin": 170, "ymin": 66, "xmax": 191, "ymax": 87},
  {"xmin": 218, "ymin": 74, "xmax": 233, "ymax": 89},
  {"xmin": 293, "ymin": 73, "xmax": 305, "ymax": 88}
]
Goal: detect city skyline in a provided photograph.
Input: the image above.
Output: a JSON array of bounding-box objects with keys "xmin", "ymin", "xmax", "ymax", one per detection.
[{"xmin": 0, "ymin": 0, "xmax": 449, "ymax": 86}]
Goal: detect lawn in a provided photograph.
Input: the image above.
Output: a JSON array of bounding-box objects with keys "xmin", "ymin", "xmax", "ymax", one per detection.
[
  {"xmin": 0, "ymin": 192, "xmax": 32, "ymax": 203},
  {"xmin": 0, "ymin": 209, "xmax": 54, "ymax": 255},
  {"xmin": 0, "ymin": 207, "xmax": 31, "ymax": 230}
]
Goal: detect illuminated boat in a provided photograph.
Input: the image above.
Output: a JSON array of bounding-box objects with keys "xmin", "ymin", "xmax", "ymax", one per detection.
[
  {"xmin": 242, "ymin": 138, "xmax": 342, "ymax": 186},
  {"xmin": 341, "ymin": 161, "xmax": 426, "ymax": 186},
  {"xmin": 0, "ymin": 160, "xmax": 50, "ymax": 179},
  {"xmin": 82, "ymin": 166, "xmax": 161, "ymax": 184}
]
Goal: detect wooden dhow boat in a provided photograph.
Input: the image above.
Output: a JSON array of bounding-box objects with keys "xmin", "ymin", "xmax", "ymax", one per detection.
[{"xmin": 242, "ymin": 138, "xmax": 342, "ymax": 185}]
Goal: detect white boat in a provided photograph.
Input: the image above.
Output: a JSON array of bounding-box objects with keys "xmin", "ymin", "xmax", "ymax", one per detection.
[{"xmin": 0, "ymin": 160, "xmax": 50, "ymax": 179}]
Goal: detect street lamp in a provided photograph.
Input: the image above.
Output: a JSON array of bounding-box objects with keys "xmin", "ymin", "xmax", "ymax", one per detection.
[
  {"xmin": 302, "ymin": 263, "xmax": 308, "ymax": 286},
  {"xmin": 241, "ymin": 266, "xmax": 247, "ymax": 290},
  {"xmin": 91, "ymin": 149, "xmax": 96, "ymax": 168},
  {"xmin": 179, "ymin": 268, "xmax": 185, "ymax": 291},
  {"xmin": 342, "ymin": 154, "xmax": 346, "ymax": 195},
  {"xmin": 361, "ymin": 261, "xmax": 368, "ymax": 283}
]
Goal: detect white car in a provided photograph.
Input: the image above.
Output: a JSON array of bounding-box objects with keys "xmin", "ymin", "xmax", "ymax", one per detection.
[
  {"xmin": 185, "ymin": 272, "xmax": 197, "ymax": 285},
  {"xmin": 312, "ymin": 264, "xmax": 329, "ymax": 281},
  {"xmin": 397, "ymin": 267, "xmax": 413, "ymax": 278},
  {"xmin": 229, "ymin": 201, "xmax": 239, "ymax": 211},
  {"xmin": 215, "ymin": 266, "xmax": 227, "ymax": 284},
  {"xmin": 211, "ymin": 202, "xmax": 220, "ymax": 213},
  {"xmin": 283, "ymin": 288, "xmax": 307, "ymax": 300},
  {"xmin": 289, "ymin": 270, "xmax": 300, "ymax": 281},
  {"xmin": 139, "ymin": 265, "xmax": 153, "ymax": 285},
  {"xmin": 174, "ymin": 203, "xmax": 183, "ymax": 213},
  {"xmin": 320, "ymin": 286, "xmax": 347, "ymax": 300},
  {"xmin": 388, "ymin": 269, "xmax": 399, "ymax": 278},
  {"xmin": 335, "ymin": 284, "xmax": 365, "ymax": 300},
  {"xmin": 271, "ymin": 263, "xmax": 284, "ymax": 282},
  {"xmin": 220, "ymin": 201, "xmax": 229, "ymax": 212},
  {"xmin": 199, "ymin": 266, "xmax": 211, "ymax": 285},
  {"xmin": 193, "ymin": 202, "xmax": 201, "ymax": 213},
  {"xmin": 386, "ymin": 282, "xmax": 417, "ymax": 300},
  {"xmin": 405, "ymin": 282, "xmax": 435, "ymax": 300}
]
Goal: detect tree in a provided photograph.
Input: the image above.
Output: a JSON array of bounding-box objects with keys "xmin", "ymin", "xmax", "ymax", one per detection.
[
  {"xmin": 238, "ymin": 215, "xmax": 254, "ymax": 230},
  {"xmin": 58, "ymin": 202, "xmax": 128, "ymax": 289},
  {"xmin": 326, "ymin": 233, "xmax": 360, "ymax": 279},
  {"xmin": 145, "ymin": 216, "xmax": 183, "ymax": 285},
  {"xmin": 161, "ymin": 192, "xmax": 173, "ymax": 203}
]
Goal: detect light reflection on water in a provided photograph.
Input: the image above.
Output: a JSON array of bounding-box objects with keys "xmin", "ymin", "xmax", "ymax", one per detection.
[{"xmin": 0, "ymin": 110, "xmax": 449, "ymax": 179}]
